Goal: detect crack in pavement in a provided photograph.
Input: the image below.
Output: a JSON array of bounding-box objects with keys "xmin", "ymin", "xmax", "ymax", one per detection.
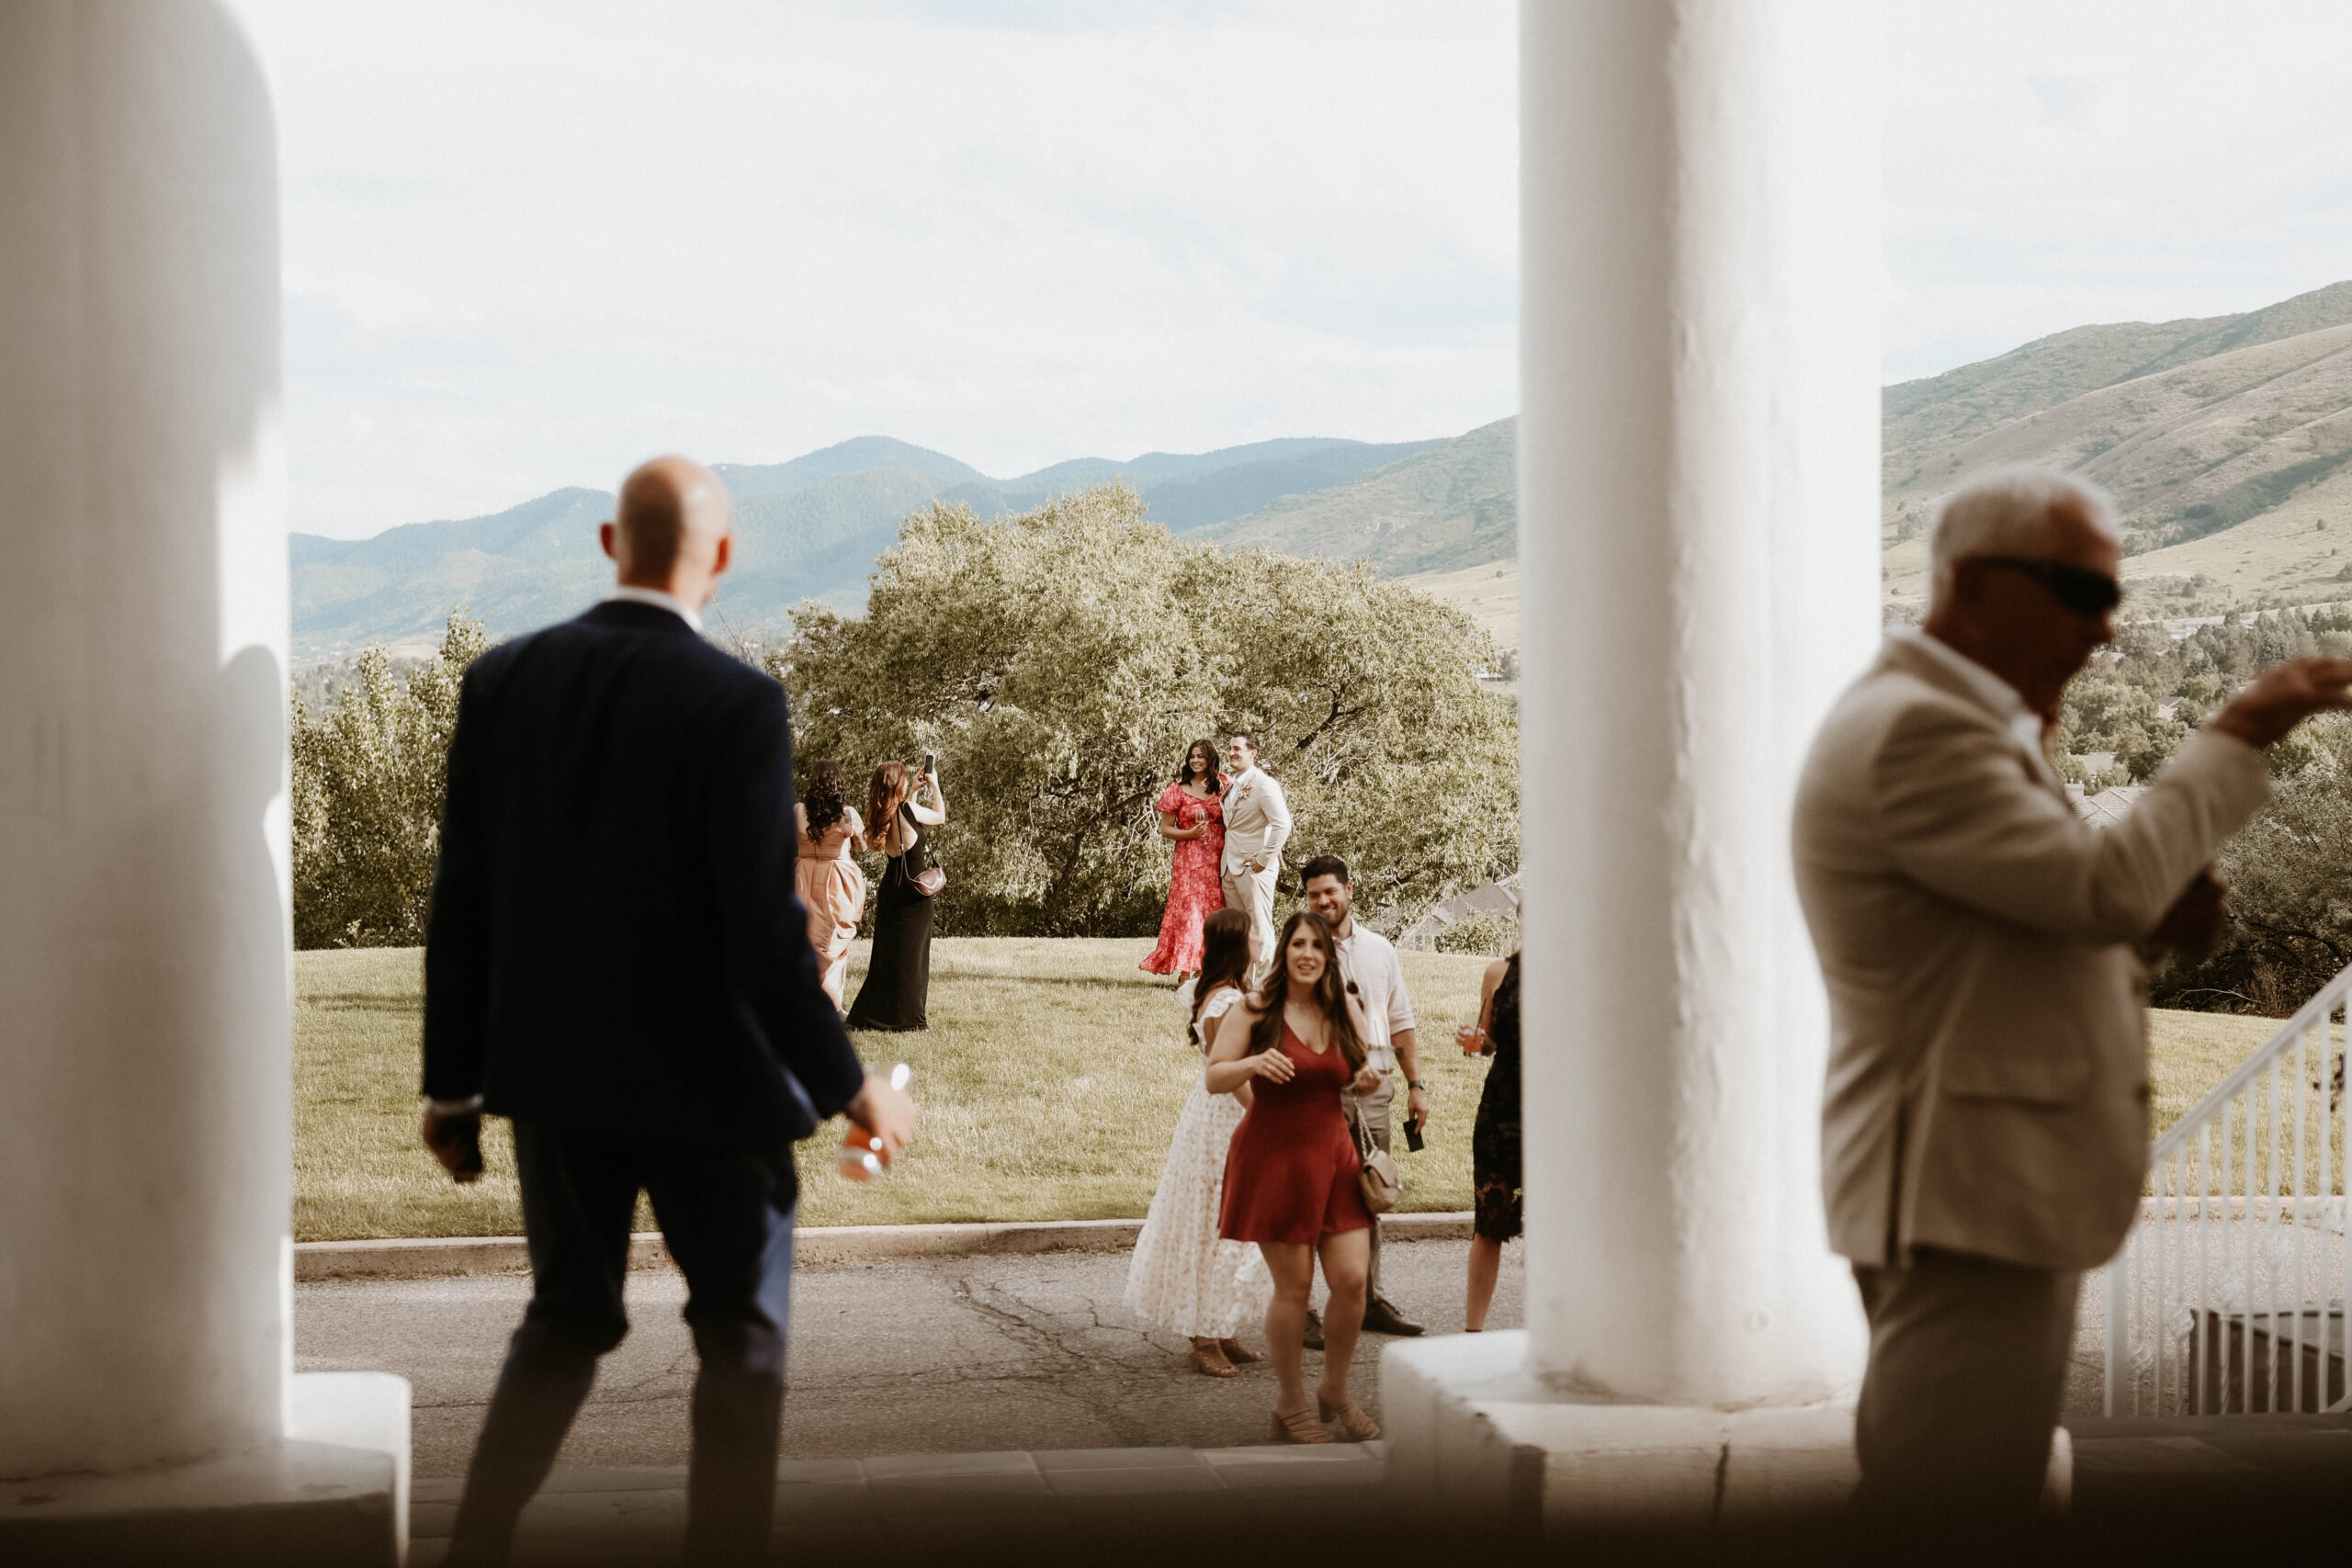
[{"xmin": 944, "ymin": 1275, "xmax": 1175, "ymax": 1443}]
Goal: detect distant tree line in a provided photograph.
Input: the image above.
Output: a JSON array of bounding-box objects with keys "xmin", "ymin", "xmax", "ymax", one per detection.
[
  {"xmin": 2057, "ymin": 606, "xmax": 2352, "ymax": 788},
  {"xmin": 289, "ymin": 484, "xmax": 1520, "ymax": 948}
]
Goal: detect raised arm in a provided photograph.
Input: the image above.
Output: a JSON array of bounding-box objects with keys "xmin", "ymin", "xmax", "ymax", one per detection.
[
  {"xmin": 1872, "ymin": 705, "xmax": 2267, "ymax": 946},
  {"xmin": 1197, "ymin": 991, "xmax": 1253, "ymax": 1106},
  {"xmin": 1205, "ymin": 1005, "xmax": 1295, "ymax": 1095},
  {"xmin": 1464, "ymin": 956, "xmax": 1507, "ymax": 1056},
  {"xmin": 909, "ymin": 770, "xmax": 946, "ymax": 827}
]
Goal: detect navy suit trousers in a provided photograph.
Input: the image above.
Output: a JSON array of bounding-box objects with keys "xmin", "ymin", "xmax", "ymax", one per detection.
[{"xmin": 448, "ymin": 1119, "xmax": 797, "ymax": 1567}]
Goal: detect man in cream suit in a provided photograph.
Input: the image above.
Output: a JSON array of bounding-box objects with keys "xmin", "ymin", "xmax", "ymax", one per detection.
[
  {"xmin": 1793, "ymin": 467, "xmax": 2352, "ymax": 1526},
  {"xmin": 1220, "ymin": 733, "xmax": 1293, "ymax": 984}
]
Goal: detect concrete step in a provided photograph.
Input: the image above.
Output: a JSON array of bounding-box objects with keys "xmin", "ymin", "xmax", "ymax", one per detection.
[{"xmin": 410, "ymin": 1443, "xmax": 1392, "ymax": 1563}]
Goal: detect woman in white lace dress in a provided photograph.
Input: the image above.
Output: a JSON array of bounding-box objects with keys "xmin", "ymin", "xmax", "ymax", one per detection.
[{"xmin": 1125, "ymin": 908, "xmax": 1272, "ymax": 1375}]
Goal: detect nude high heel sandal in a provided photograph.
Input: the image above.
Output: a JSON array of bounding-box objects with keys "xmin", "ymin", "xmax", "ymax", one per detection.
[
  {"xmin": 1317, "ymin": 1394, "xmax": 1381, "ymax": 1442},
  {"xmin": 1272, "ymin": 1405, "xmax": 1334, "ymax": 1444},
  {"xmin": 1190, "ymin": 1337, "xmax": 1236, "ymax": 1377},
  {"xmin": 1219, "ymin": 1337, "xmax": 1263, "ymax": 1364}
]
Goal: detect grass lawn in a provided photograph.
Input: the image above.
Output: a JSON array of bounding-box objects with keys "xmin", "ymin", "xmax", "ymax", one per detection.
[
  {"xmin": 292, "ymin": 941, "xmax": 2310, "ymax": 1242},
  {"xmin": 294, "ymin": 938, "xmax": 1498, "ymax": 1242}
]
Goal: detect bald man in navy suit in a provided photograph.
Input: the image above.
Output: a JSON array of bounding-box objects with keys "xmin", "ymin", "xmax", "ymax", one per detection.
[{"xmin": 422, "ymin": 457, "xmax": 915, "ymax": 1567}]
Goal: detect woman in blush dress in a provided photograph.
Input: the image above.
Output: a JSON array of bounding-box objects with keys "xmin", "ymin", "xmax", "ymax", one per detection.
[
  {"xmin": 1207, "ymin": 911, "xmax": 1386, "ymax": 1444},
  {"xmin": 1140, "ymin": 739, "xmax": 1227, "ymax": 980},
  {"xmin": 1124, "ymin": 909, "xmax": 1272, "ymax": 1376},
  {"xmin": 794, "ymin": 759, "xmax": 868, "ymax": 1010}
]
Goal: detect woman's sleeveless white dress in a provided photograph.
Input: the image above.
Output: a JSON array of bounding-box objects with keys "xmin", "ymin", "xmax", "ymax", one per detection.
[{"xmin": 1123, "ymin": 986, "xmax": 1273, "ymax": 1337}]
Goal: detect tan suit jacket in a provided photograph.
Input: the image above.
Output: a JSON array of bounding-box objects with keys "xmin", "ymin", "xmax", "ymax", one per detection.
[
  {"xmin": 1220, "ymin": 767, "xmax": 1292, "ymax": 875},
  {"xmin": 1792, "ymin": 635, "xmax": 2270, "ymax": 1271}
]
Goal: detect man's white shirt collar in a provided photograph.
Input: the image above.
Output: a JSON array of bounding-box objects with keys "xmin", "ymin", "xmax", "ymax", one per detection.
[
  {"xmin": 1895, "ymin": 628, "xmax": 2046, "ymax": 761},
  {"xmin": 605, "ymin": 585, "xmax": 704, "ymax": 633}
]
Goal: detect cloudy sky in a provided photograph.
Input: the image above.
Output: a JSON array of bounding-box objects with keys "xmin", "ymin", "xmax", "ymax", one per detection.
[{"xmin": 227, "ymin": 0, "xmax": 2352, "ymax": 540}]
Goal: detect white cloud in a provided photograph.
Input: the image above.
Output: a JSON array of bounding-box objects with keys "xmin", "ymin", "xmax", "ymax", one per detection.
[
  {"xmin": 229, "ymin": 1, "xmax": 2352, "ymax": 537},
  {"xmin": 228, "ymin": 0, "xmax": 1517, "ymax": 537},
  {"xmin": 1883, "ymin": 0, "xmax": 2352, "ymax": 384}
]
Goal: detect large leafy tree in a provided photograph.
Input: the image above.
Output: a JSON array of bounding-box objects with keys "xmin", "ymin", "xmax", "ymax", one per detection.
[
  {"xmin": 291, "ymin": 614, "xmax": 489, "ymax": 947},
  {"xmin": 783, "ymin": 485, "xmax": 1518, "ymax": 936}
]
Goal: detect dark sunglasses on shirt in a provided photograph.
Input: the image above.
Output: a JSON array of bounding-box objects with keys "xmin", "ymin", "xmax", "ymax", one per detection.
[{"xmin": 1977, "ymin": 556, "xmax": 2121, "ymax": 615}]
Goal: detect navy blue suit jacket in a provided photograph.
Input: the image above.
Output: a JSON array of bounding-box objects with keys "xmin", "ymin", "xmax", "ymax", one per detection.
[{"xmin": 422, "ymin": 600, "xmax": 865, "ymax": 1173}]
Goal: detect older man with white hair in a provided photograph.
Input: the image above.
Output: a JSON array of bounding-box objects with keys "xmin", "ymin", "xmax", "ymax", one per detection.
[{"xmin": 1792, "ymin": 466, "xmax": 2352, "ymax": 1529}]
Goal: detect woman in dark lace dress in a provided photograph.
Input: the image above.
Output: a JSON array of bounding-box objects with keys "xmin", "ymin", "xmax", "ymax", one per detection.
[
  {"xmin": 845, "ymin": 760, "xmax": 945, "ymax": 1032},
  {"xmin": 1460, "ymin": 951, "xmax": 1521, "ymax": 1331}
]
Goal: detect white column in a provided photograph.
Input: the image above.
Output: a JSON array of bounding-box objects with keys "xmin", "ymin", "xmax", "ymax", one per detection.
[
  {"xmin": 1518, "ymin": 0, "xmax": 1880, "ymax": 1406},
  {"xmin": 0, "ymin": 0, "xmax": 291, "ymax": 1477}
]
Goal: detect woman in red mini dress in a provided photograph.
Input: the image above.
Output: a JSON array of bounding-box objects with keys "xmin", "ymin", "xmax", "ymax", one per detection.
[
  {"xmin": 1141, "ymin": 739, "xmax": 1227, "ymax": 979},
  {"xmin": 1207, "ymin": 910, "xmax": 1385, "ymax": 1444}
]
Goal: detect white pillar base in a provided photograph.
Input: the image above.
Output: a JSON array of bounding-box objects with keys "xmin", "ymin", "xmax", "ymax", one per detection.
[
  {"xmin": 0, "ymin": 1373, "xmax": 412, "ymax": 1565},
  {"xmin": 1384, "ymin": 1335, "xmax": 2071, "ymax": 1535}
]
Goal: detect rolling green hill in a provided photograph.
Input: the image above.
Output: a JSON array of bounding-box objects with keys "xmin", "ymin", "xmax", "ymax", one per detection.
[
  {"xmin": 1882, "ymin": 280, "xmax": 2352, "ymax": 609},
  {"xmin": 1196, "ymin": 417, "xmax": 1516, "ymax": 576}
]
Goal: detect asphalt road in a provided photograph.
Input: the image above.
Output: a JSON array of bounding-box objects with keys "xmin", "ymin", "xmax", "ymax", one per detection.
[{"xmin": 297, "ymin": 1237, "xmax": 1525, "ymax": 1477}]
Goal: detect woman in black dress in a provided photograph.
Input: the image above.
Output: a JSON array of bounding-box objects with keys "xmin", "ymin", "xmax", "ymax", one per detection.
[
  {"xmin": 845, "ymin": 760, "xmax": 946, "ymax": 1032},
  {"xmin": 1459, "ymin": 950, "xmax": 1521, "ymax": 1331}
]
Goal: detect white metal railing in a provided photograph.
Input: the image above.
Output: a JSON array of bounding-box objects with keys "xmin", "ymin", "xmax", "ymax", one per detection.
[{"xmin": 2104, "ymin": 964, "xmax": 2352, "ymax": 1416}]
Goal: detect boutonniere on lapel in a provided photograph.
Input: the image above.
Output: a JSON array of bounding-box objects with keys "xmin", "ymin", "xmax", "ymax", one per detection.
[{"xmin": 1236, "ymin": 782, "xmax": 1253, "ymax": 800}]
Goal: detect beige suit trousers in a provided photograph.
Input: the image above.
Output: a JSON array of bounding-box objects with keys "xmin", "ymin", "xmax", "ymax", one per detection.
[
  {"xmin": 1221, "ymin": 861, "xmax": 1279, "ymax": 985},
  {"xmin": 1850, "ymin": 1247, "xmax": 2078, "ymax": 1526}
]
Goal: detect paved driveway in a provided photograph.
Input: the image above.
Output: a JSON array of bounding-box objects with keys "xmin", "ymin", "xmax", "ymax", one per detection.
[{"xmin": 296, "ymin": 1236, "xmax": 1524, "ymax": 1476}]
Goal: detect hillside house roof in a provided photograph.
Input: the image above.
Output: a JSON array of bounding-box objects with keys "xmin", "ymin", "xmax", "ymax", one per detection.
[{"xmin": 2075, "ymin": 785, "xmax": 2146, "ymax": 830}]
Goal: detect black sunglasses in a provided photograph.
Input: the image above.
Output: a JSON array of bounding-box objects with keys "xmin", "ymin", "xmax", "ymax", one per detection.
[{"xmin": 1977, "ymin": 556, "xmax": 2121, "ymax": 615}]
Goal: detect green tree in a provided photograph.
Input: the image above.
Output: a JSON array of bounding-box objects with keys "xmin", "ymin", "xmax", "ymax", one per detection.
[
  {"xmin": 2154, "ymin": 716, "xmax": 2352, "ymax": 1013},
  {"xmin": 291, "ymin": 614, "xmax": 490, "ymax": 947},
  {"xmin": 782, "ymin": 485, "xmax": 1518, "ymax": 936}
]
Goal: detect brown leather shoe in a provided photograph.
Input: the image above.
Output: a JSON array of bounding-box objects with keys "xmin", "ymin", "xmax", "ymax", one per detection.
[
  {"xmin": 1219, "ymin": 1337, "xmax": 1264, "ymax": 1364},
  {"xmin": 1302, "ymin": 1308, "xmax": 1324, "ymax": 1351},
  {"xmin": 1361, "ymin": 1296, "xmax": 1425, "ymax": 1337},
  {"xmin": 1190, "ymin": 1337, "xmax": 1236, "ymax": 1377}
]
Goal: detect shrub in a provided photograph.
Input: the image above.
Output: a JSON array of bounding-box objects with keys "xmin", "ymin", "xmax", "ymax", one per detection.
[
  {"xmin": 1434, "ymin": 909, "xmax": 1520, "ymax": 957},
  {"xmin": 291, "ymin": 615, "xmax": 488, "ymax": 948}
]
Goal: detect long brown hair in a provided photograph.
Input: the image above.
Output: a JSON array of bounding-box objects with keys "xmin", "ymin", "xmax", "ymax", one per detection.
[
  {"xmin": 802, "ymin": 758, "xmax": 850, "ymax": 840},
  {"xmin": 1244, "ymin": 910, "xmax": 1366, "ymax": 1075},
  {"xmin": 1189, "ymin": 909, "xmax": 1252, "ymax": 1050},
  {"xmin": 866, "ymin": 761, "xmax": 912, "ymax": 854},
  {"xmin": 1174, "ymin": 739, "xmax": 1223, "ymax": 796}
]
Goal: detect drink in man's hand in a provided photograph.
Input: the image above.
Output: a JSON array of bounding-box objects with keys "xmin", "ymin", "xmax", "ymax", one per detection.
[{"xmin": 839, "ymin": 1063, "xmax": 911, "ymax": 1181}]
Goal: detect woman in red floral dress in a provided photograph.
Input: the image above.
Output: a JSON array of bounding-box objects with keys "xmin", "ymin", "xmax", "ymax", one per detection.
[{"xmin": 1141, "ymin": 739, "xmax": 1228, "ymax": 979}]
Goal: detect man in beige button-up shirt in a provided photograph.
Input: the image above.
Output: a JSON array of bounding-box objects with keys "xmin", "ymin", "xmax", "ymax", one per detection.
[
  {"xmin": 1793, "ymin": 467, "xmax": 2352, "ymax": 1526},
  {"xmin": 1219, "ymin": 733, "xmax": 1292, "ymax": 986}
]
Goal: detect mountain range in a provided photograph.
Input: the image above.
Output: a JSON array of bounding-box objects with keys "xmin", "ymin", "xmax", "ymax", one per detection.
[
  {"xmin": 288, "ymin": 425, "xmax": 1513, "ymax": 660},
  {"xmin": 291, "ymin": 278, "xmax": 2352, "ymax": 666}
]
